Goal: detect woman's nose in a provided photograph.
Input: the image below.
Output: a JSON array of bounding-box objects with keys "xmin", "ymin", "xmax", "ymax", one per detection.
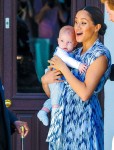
[{"xmin": 76, "ymin": 23, "xmax": 81, "ymax": 28}]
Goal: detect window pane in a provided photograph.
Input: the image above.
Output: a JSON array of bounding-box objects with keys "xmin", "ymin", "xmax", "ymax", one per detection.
[{"xmin": 17, "ymin": 0, "xmax": 71, "ymax": 93}]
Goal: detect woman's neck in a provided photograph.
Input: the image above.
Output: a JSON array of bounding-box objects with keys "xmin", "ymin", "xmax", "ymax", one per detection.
[{"xmin": 82, "ymin": 37, "xmax": 98, "ymax": 54}]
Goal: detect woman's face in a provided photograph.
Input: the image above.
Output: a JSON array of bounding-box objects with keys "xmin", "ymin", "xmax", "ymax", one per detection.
[
  {"xmin": 74, "ymin": 10, "xmax": 98, "ymax": 43},
  {"xmin": 105, "ymin": 2, "xmax": 114, "ymax": 22}
]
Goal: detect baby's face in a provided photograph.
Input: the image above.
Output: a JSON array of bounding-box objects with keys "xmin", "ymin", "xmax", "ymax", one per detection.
[{"xmin": 58, "ymin": 32, "xmax": 77, "ymax": 52}]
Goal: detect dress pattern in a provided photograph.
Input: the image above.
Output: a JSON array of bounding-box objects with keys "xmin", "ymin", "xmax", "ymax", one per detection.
[{"xmin": 46, "ymin": 39, "xmax": 111, "ymax": 150}]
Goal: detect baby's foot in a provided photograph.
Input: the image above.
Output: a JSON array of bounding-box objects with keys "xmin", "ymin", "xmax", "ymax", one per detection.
[{"xmin": 37, "ymin": 110, "xmax": 49, "ymax": 126}]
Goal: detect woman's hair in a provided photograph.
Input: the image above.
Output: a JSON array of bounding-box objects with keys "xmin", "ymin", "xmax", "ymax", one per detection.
[
  {"xmin": 83, "ymin": 6, "xmax": 107, "ymax": 36},
  {"xmin": 101, "ymin": 0, "xmax": 114, "ymax": 10}
]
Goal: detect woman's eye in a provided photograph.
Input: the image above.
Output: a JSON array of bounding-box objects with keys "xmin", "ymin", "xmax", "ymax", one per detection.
[
  {"xmin": 81, "ymin": 22, "xmax": 87, "ymax": 25},
  {"xmin": 74, "ymin": 21, "xmax": 87, "ymax": 26}
]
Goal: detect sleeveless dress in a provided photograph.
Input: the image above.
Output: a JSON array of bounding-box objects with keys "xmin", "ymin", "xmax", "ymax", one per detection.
[{"xmin": 46, "ymin": 39, "xmax": 111, "ymax": 150}]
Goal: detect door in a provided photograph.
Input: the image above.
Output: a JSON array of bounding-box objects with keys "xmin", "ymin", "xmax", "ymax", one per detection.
[{"xmin": 1, "ymin": 0, "xmax": 104, "ymax": 150}]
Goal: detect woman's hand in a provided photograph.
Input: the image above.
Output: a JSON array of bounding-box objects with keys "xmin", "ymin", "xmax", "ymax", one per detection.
[
  {"xmin": 42, "ymin": 69, "xmax": 62, "ymax": 85},
  {"xmin": 41, "ymin": 69, "xmax": 63, "ymax": 97},
  {"xmin": 48, "ymin": 56, "xmax": 67, "ymax": 73}
]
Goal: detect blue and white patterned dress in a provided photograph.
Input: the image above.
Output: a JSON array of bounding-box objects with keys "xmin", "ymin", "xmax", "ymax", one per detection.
[{"xmin": 46, "ymin": 39, "xmax": 111, "ymax": 150}]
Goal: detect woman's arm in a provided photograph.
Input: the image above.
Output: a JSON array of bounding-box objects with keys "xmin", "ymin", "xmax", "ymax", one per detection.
[
  {"xmin": 48, "ymin": 55, "xmax": 108, "ymax": 101},
  {"xmin": 41, "ymin": 75, "xmax": 50, "ymax": 97},
  {"xmin": 34, "ymin": 3, "xmax": 50, "ymax": 24}
]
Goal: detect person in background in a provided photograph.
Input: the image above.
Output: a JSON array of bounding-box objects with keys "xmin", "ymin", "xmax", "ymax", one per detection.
[
  {"xmin": 0, "ymin": 79, "xmax": 29, "ymax": 150},
  {"xmin": 101, "ymin": 1, "xmax": 114, "ymax": 149},
  {"xmin": 34, "ymin": 0, "xmax": 69, "ymax": 50},
  {"xmin": 101, "ymin": 0, "xmax": 114, "ymax": 81},
  {"xmin": 41, "ymin": 6, "xmax": 111, "ymax": 149},
  {"xmin": 37, "ymin": 25, "xmax": 87, "ymax": 126},
  {"xmin": 101, "ymin": 0, "xmax": 114, "ymax": 22}
]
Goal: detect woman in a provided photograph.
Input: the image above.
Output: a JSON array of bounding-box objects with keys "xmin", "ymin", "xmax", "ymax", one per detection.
[{"xmin": 41, "ymin": 6, "xmax": 111, "ymax": 149}]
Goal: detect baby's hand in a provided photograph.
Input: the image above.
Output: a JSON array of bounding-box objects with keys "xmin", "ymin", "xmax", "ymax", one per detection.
[{"xmin": 79, "ymin": 63, "xmax": 87, "ymax": 74}]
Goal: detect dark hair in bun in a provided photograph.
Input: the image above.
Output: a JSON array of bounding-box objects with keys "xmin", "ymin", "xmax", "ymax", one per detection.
[{"xmin": 83, "ymin": 6, "xmax": 107, "ymax": 36}]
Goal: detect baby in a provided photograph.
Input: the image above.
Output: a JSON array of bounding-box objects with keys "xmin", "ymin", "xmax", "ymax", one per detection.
[{"xmin": 37, "ymin": 25, "xmax": 87, "ymax": 126}]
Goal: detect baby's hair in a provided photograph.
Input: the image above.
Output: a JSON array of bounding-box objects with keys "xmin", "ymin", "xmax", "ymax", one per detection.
[{"xmin": 59, "ymin": 25, "xmax": 75, "ymax": 37}]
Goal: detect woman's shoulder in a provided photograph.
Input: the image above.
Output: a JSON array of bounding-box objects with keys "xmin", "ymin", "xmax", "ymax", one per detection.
[
  {"xmin": 88, "ymin": 40, "xmax": 111, "ymax": 69},
  {"xmin": 94, "ymin": 40, "xmax": 110, "ymax": 53},
  {"xmin": 91, "ymin": 40, "xmax": 111, "ymax": 60}
]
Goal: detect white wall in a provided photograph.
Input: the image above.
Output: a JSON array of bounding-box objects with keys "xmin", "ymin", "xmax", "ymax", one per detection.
[{"xmin": 104, "ymin": 11, "xmax": 114, "ymax": 150}]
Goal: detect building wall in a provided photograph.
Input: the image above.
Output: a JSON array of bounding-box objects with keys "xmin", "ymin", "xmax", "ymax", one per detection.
[{"xmin": 104, "ymin": 10, "xmax": 114, "ymax": 150}]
